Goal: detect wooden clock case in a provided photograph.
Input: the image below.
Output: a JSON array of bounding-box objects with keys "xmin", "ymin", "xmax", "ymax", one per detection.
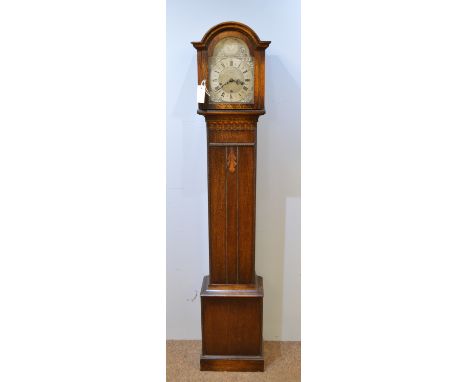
[{"xmin": 192, "ymin": 21, "xmax": 270, "ymax": 372}]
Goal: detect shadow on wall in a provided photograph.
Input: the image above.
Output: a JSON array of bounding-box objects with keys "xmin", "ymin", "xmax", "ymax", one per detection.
[
  {"xmin": 166, "ymin": 54, "xmax": 209, "ymax": 340},
  {"xmin": 169, "ymin": 54, "xmax": 206, "ymax": 195},
  {"xmin": 256, "ymin": 54, "xmax": 301, "ymax": 340}
]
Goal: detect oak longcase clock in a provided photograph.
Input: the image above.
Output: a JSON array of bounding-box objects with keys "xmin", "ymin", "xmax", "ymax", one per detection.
[{"xmin": 192, "ymin": 21, "xmax": 270, "ymax": 372}]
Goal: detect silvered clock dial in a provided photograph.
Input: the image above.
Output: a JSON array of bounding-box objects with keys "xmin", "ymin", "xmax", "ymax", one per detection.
[{"xmin": 208, "ymin": 37, "xmax": 254, "ymax": 103}]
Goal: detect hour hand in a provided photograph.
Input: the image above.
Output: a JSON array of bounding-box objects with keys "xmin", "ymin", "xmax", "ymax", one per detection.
[{"xmin": 214, "ymin": 82, "xmax": 225, "ymax": 92}]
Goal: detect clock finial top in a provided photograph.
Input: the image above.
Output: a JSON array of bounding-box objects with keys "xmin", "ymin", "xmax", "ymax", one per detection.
[{"xmin": 191, "ymin": 21, "xmax": 271, "ymax": 50}]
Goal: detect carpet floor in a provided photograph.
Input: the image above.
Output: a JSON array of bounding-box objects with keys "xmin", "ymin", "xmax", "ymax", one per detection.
[{"xmin": 166, "ymin": 340, "xmax": 300, "ymax": 381}]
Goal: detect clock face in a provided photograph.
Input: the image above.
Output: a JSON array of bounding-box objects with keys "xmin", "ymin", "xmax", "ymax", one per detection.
[{"xmin": 209, "ymin": 38, "xmax": 254, "ymax": 104}]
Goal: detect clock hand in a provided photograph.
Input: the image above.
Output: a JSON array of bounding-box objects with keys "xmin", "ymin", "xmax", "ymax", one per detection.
[
  {"xmin": 215, "ymin": 81, "xmax": 228, "ymax": 91},
  {"xmin": 220, "ymin": 78, "xmax": 235, "ymax": 88}
]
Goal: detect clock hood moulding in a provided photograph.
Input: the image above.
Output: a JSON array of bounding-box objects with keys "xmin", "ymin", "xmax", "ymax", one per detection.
[{"xmin": 191, "ymin": 21, "xmax": 271, "ymax": 50}]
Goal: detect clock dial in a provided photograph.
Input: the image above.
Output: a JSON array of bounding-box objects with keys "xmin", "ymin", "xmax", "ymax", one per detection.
[{"xmin": 209, "ymin": 38, "xmax": 254, "ymax": 104}]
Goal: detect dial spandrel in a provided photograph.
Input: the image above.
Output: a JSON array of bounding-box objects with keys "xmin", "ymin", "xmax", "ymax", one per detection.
[{"xmin": 209, "ymin": 38, "xmax": 254, "ymax": 104}]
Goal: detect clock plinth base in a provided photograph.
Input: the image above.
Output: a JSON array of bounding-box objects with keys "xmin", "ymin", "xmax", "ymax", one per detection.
[
  {"xmin": 200, "ymin": 275, "xmax": 264, "ymax": 372},
  {"xmin": 200, "ymin": 355, "xmax": 264, "ymax": 372}
]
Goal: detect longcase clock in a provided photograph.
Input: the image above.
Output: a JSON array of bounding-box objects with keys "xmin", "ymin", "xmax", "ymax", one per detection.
[{"xmin": 192, "ymin": 21, "xmax": 270, "ymax": 372}]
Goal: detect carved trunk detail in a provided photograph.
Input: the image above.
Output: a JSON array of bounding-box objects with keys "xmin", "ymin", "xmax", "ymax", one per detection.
[{"xmin": 227, "ymin": 147, "xmax": 237, "ymax": 173}]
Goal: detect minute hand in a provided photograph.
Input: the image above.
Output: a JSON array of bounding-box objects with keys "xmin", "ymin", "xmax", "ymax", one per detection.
[{"xmin": 221, "ymin": 78, "xmax": 239, "ymax": 87}]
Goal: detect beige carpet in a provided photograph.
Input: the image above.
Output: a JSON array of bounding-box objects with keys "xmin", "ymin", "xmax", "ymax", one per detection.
[{"xmin": 167, "ymin": 340, "xmax": 300, "ymax": 381}]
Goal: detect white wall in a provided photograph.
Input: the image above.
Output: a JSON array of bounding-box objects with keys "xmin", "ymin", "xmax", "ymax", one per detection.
[{"xmin": 166, "ymin": 0, "xmax": 300, "ymax": 341}]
